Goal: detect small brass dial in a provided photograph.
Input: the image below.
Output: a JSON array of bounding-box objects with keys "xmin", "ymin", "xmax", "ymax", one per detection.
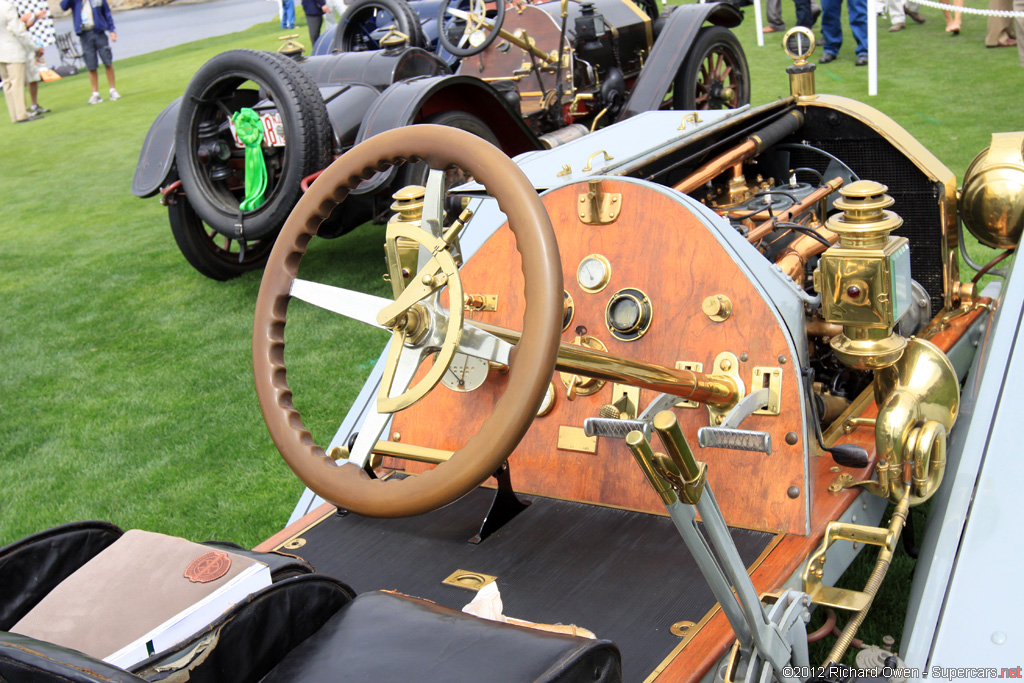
[{"xmin": 576, "ymin": 254, "xmax": 612, "ymax": 293}]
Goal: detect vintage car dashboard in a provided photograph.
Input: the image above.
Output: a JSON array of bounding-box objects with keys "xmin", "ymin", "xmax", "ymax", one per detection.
[{"xmin": 309, "ymin": 96, "xmax": 968, "ymax": 540}]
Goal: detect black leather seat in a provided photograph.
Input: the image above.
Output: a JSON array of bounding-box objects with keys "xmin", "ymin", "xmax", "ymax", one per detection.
[{"xmin": 0, "ymin": 523, "xmax": 622, "ymax": 683}]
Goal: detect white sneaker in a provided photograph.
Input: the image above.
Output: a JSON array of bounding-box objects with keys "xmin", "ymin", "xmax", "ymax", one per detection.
[
  {"xmin": 109, "ymin": 88, "xmax": 121, "ymax": 101},
  {"xmin": 88, "ymin": 92, "xmax": 102, "ymax": 104}
]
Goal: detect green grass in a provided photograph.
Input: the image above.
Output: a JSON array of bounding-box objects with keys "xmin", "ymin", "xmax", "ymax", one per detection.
[
  {"xmin": 0, "ymin": 18, "xmax": 391, "ymax": 547},
  {"xmin": 0, "ymin": 0, "xmax": 1017, "ymax": 664}
]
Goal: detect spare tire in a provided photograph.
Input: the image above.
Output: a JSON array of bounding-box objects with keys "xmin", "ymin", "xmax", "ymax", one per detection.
[
  {"xmin": 174, "ymin": 49, "xmax": 333, "ymax": 242},
  {"xmin": 336, "ymin": 0, "xmax": 426, "ymax": 52}
]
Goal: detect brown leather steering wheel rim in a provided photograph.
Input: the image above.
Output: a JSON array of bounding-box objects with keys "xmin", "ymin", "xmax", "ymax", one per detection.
[{"xmin": 253, "ymin": 125, "xmax": 563, "ymax": 517}]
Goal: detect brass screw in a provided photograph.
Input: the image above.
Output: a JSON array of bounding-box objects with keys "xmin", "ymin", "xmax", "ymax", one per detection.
[
  {"xmin": 392, "ymin": 432, "xmax": 402, "ymax": 442},
  {"xmin": 778, "ymin": 355, "xmax": 788, "ymax": 364},
  {"xmin": 719, "ymin": 358, "xmax": 732, "ymax": 371}
]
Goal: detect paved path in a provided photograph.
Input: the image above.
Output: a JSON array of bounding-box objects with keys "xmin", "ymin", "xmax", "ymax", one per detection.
[{"xmin": 45, "ymin": 0, "xmax": 282, "ymax": 66}]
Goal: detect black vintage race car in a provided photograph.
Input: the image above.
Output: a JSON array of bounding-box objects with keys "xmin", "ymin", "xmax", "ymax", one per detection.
[{"xmin": 131, "ymin": 0, "xmax": 749, "ymax": 280}]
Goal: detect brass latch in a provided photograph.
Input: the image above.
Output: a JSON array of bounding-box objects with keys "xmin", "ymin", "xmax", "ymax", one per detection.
[{"xmin": 577, "ymin": 180, "xmax": 621, "ymax": 225}]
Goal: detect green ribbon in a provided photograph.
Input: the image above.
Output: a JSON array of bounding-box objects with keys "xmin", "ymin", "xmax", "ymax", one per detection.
[{"xmin": 232, "ymin": 108, "xmax": 268, "ymax": 212}]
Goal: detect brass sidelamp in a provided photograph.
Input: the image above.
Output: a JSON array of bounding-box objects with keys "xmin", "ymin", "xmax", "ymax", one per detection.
[{"xmin": 812, "ymin": 180, "xmax": 912, "ymax": 371}]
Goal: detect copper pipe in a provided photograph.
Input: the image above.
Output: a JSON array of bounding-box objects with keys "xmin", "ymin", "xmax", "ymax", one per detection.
[
  {"xmin": 807, "ymin": 608, "xmax": 838, "ymax": 643},
  {"xmin": 468, "ymin": 320, "xmax": 739, "ymax": 406},
  {"xmin": 747, "ymin": 177, "xmax": 844, "ymax": 244},
  {"xmin": 775, "ymin": 226, "xmax": 839, "ymax": 282},
  {"xmin": 673, "ymin": 139, "xmax": 758, "ymax": 195}
]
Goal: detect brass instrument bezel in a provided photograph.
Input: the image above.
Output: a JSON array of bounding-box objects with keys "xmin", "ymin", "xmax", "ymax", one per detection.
[
  {"xmin": 605, "ymin": 287, "xmax": 653, "ymax": 341},
  {"xmin": 576, "ymin": 253, "xmax": 612, "ymax": 293},
  {"xmin": 562, "ymin": 290, "xmax": 575, "ymax": 330}
]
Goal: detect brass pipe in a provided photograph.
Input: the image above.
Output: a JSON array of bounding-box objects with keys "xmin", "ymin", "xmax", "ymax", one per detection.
[
  {"xmin": 468, "ymin": 321, "xmax": 740, "ymax": 406},
  {"xmin": 774, "ymin": 226, "xmax": 839, "ymax": 283},
  {"xmin": 825, "ymin": 491, "xmax": 911, "ymax": 665},
  {"xmin": 673, "ymin": 139, "xmax": 758, "ymax": 195},
  {"xmin": 806, "ymin": 318, "xmax": 843, "ymax": 339},
  {"xmin": 746, "ymin": 177, "xmax": 844, "ymax": 244}
]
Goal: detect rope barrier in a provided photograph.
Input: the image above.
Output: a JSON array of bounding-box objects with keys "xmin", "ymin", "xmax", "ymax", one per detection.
[{"xmin": 900, "ymin": 0, "xmax": 1024, "ymax": 18}]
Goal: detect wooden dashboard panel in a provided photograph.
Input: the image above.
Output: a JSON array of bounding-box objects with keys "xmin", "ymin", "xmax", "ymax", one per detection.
[{"xmin": 390, "ymin": 180, "xmax": 810, "ymax": 535}]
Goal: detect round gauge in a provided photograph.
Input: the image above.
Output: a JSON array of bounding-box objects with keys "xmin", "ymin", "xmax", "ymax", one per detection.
[
  {"xmin": 577, "ymin": 254, "xmax": 612, "ymax": 293},
  {"xmin": 537, "ymin": 382, "xmax": 556, "ymax": 417},
  {"xmin": 783, "ymin": 27, "xmax": 816, "ymax": 62},
  {"xmin": 441, "ymin": 353, "xmax": 490, "ymax": 392},
  {"xmin": 605, "ymin": 288, "xmax": 653, "ymax": 341}
]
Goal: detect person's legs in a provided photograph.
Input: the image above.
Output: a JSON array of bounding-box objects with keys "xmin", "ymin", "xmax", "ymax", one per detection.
[
  {"xmin": 766, "ymin": 0, "xmax": 786, "ymax": 30},
  {"xmin": 794, "ymin": 0, "xmax": 814, "ymax": 27},
  {"xmin": 985, "ymin": 0, "xmax": 1015, "ymax": 45},
  {"xmin": 28, "ymin": 81, "xmax": 38, "ymax": 106},
  {"xmin": 1, "ymin": 62, "xmax": 29, "ymax": 122},
  {"xmin": 104, "ymin": 65, "xmax": 116, "ymax": 89},
  {"xmin": 307, "ymin": 13, "xmax": 323, "ymax": 47},
  {"xmin": 283, "ymin": 0, "xmax": 295, "ymax": 28},
  {"xmin": 887, "ymin": 0, "xmax": 905, "ymax": 25},
  {"xmin": 820, "ymin": 0, "xmax": 844, "ymax": 54},
  {"xmin": 848, "ymin": 0, "xmax": 869, "ymax": 55},
  {"xmin": 81, "ymin": 30, "xmax": 102, "ymax": 101},
  {"xmin": 942, "ymin": 0, "xmax": 964, "ymax": 31}
]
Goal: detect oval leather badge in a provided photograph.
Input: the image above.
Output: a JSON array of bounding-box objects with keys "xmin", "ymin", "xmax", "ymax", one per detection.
[{"xmin": 184, "ymin": 550, "xmax": 232, "ymax": 583}]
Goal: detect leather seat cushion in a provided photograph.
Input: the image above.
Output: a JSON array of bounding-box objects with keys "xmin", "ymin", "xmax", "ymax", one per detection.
[{"xmin": 260, "ymin": 590, "xmax": 621, "ymax": 683}]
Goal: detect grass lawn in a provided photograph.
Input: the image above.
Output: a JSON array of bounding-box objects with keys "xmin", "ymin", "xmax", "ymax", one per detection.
[{"xmin": 0, "ymin": 0, "xmax": 1018, "ymax": 663}]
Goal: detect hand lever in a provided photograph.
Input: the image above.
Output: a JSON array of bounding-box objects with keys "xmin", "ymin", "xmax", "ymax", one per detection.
[{"xmin": 803, "ymin": 369, "xmax": 869, "ymax": 469}]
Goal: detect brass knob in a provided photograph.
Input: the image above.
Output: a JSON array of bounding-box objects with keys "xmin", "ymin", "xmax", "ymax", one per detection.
[{"xmin": 702, "ymin": 294, "xmax": 733, "ymax": 322}]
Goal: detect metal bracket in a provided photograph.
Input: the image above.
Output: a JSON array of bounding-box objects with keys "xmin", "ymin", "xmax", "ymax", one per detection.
[
  {"xmin": 707, "ymin": 352, "xmax": 745, "ymax": 426},
  {"xmin": 675, "ymin": 361, "xmax": 704, "ymax": 409},
  {"xmin": 802, "ymin": 520, "xmax": 895, "ymax": 611},
  {"xmin": 577, "ymin": 180, "xmax": 621, "ymax": 225},
  {"xmin": 751, "ymin": 367, "xmax": 783, "ymax": 416}
]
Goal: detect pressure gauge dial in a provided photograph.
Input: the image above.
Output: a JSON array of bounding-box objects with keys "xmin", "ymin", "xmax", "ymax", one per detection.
[
  {"xmin": 576, "ymin": 254, "xmax": 612, "ymax": 293},
  {"xmin": 441, "ymin": 353, "xmax": 490, "ymax": 392}
]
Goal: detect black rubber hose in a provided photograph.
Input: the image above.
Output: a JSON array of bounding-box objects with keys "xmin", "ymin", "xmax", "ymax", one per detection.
[{"xmin": 750, "ymin": 110, "xmax": 805, "ymax": 154}]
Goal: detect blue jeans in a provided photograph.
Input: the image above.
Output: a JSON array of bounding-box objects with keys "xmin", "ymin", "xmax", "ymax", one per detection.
[
  {"xmin": 821, "ymin": 0, "xmax": 868, "ymax": 56},
  {"xmin": 281, "ymin": 0, "xmax": 296, "ymax": 28}
]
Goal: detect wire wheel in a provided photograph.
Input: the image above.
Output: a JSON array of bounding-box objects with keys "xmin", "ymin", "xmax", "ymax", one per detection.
[
  {"xmin": 168, "ymin": 196, "xmax": 275, "ymax": 280},
  {"xmin": 675, "ymin": 26, "xmax": 749, "ymax": 110}
]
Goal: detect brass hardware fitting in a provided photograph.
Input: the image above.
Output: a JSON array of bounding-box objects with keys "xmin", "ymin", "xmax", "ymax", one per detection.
[
  {"xmin": 751, "ymin": 367, "xmax": 783, "ymax": 416},
  {"xmin": 558, "ymin": 425, "xmax": 597, "ymax": 453},
  {"xmin": 443, "ymin": 569, "xmax": 497, "ymax": 591},
  {"xmin": 678, "ymin": 112, "xmax": 703, "ymax": 131},
  {"xmin": 702, "ymin": 294, "xmax": 733, "ymax": 322},
  {"xmin": 582, "ymin": 151, "xmax": 614, "ymax": 173},
  {"xmin": 560, "ymin": 335, "xmax": 608, "ymax": 399},
  {"xmin": 707, "ymin": 351, "xmax": 745, "ymax": 426},
  {"xmin": 578, "ymin": 180, "xmax": 621, "ymax": 224},
  {"xmin": 379, "ymin": 27, "xmax": 411, "ymax": 49},
  {"xmin": 562, "ymin": 291, "xmax": 574, "ymax": 330},
  {"xmin": 842, "ymin": 416, "xmax": 876, "ymax": 434},
  {"xmin": 812, "ymin": 181, "xmax": 912, "ymax": 370},
  {"xmin": 464, "ymin": 294, "xmax": 498, "ymax": 312},
  {"xmin": 556, "ymin": 164, "xmax": 572, "ymax": 177},
  {"xmin": 385, "ymin": 185, "xmax": 427, "ymax": 298},
  {"xmin": 960, "ymin": 132, "xmax": 1024, "ymax": 249}
]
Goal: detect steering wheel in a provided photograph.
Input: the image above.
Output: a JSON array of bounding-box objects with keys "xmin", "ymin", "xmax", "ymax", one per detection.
[
  {"xmin": 438, "ymin": 0, "xmax": 506, "ymax": 58},
  {"xmin": 253, "ymin": 125, "xmax": 562, "ymax": 518}
]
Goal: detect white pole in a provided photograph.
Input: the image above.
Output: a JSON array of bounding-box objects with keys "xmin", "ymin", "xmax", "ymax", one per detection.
[
  {"xmin": 755, "ymin": 0, "xmax": 764, "ymax": 46},
  {"xmin": 868, "ymin": 0, "xmax": 878, "ymax": 95}
]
